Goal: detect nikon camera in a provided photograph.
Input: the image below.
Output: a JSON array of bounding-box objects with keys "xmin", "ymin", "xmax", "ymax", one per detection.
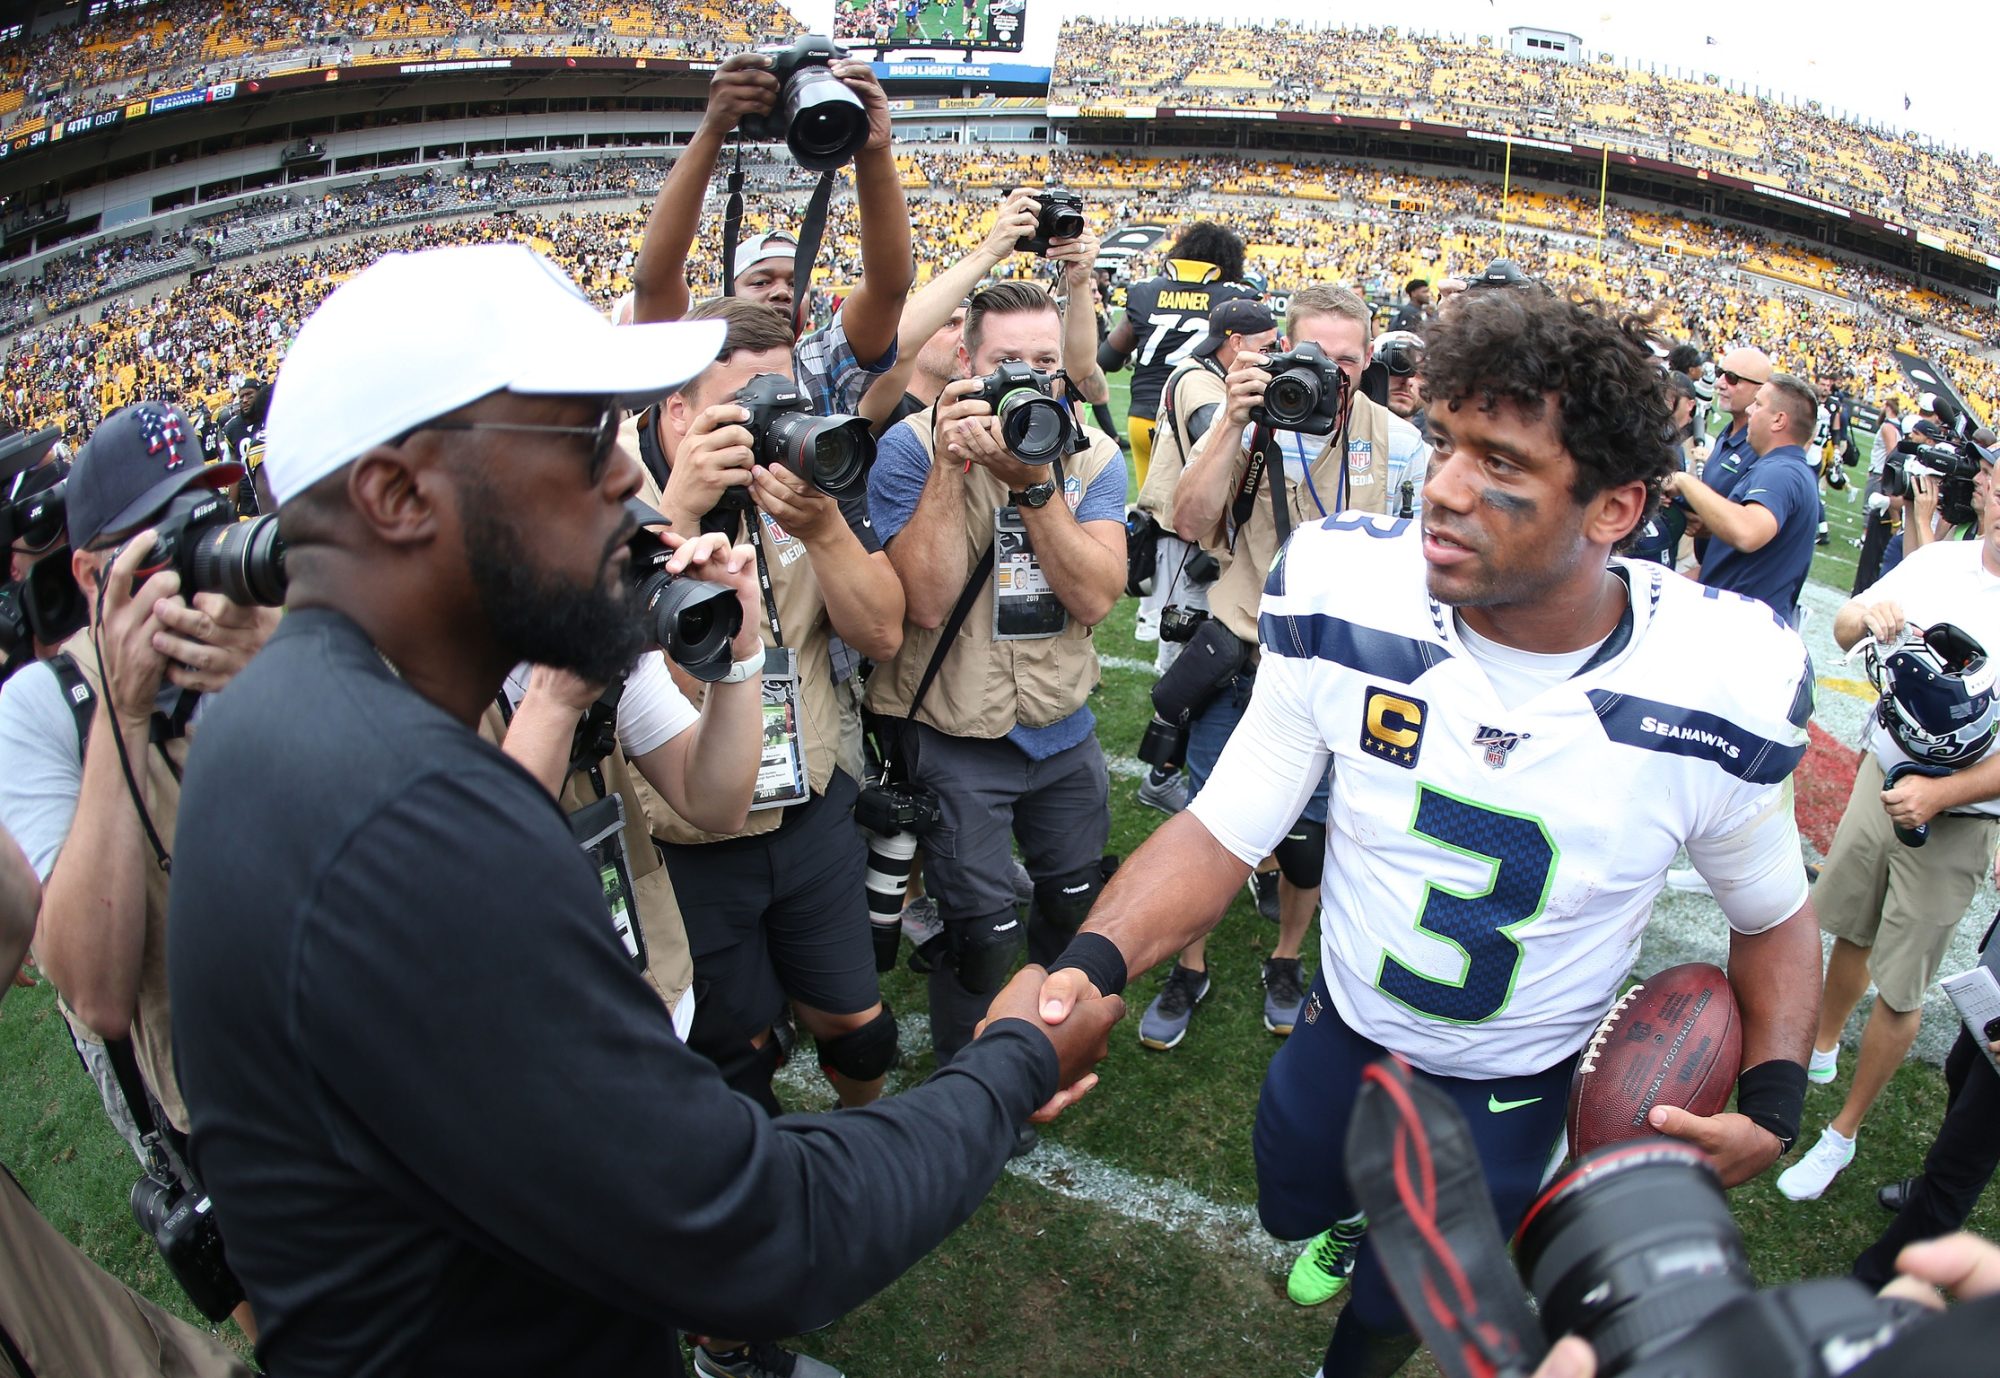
[
  {"xmin": 130, "ymin": 1164, "xmax": 243, "ymax": 1322},
  {"xmin": 120, "ymin": 487, "xmax": 288, "ymax": 607},
  {"xmin": 1250, "ymin": 341, "xmax": 1348, "ymax": 437},
  {"xmin": 741, "ymin": 35, "xmax": 869, "ymax": 172},
  {"xmin": 972, "ymin": 361, "xmax": 1079, "ymax": 465},
  {"xmin": 624, "ymin": 498, "xmax": 745, "ymax": 682}
]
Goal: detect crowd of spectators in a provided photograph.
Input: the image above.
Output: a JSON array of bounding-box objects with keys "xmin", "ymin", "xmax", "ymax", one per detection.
[
  {"xmin": 0, "ymin": 0, "xmax": 800, "ymax": 140},
  {"xmin": 1051, "ymin": 19, "xmax": 2000, "ymax": 261},
  {"xmin": 6, "ymin": 144, "xmax": 2000, "ymax": 447}
]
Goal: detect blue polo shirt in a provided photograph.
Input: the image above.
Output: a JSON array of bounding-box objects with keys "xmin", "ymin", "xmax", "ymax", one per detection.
[
  {"xmin": 1693, "ymin": 419, "xmax": 1757, "ymax": 563},
  {"xmin": 1699, "ymin": 443, "xmax": 1819, "ymax": 624}
]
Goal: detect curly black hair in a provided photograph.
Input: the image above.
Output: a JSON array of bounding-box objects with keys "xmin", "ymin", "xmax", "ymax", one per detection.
[
  {"xmin": 1167, "ymin": 222, "xmax": 1246, "ymax": 285},
  {"xmin": 1422, "ymin": 290, "xmax": 1677, "ymax": 530}
]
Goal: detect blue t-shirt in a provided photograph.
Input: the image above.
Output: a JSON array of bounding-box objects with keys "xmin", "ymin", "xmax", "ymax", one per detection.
[
  {"xmin": 1694, "ymin": 421, "xmax": 1758, "ymax": 562},
  {"xmin": 871, "ymin": 412, "xmax": 1127, "ymax": 759},
  {"xmin": 1699, "ymin": 444, "xmax": 1819, "ymax": 623}
]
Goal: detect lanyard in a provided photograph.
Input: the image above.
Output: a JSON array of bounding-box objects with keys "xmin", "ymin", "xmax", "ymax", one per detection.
[{"xmin": 747, "ymin": 510, "xmax": 785, "ymax": 649}]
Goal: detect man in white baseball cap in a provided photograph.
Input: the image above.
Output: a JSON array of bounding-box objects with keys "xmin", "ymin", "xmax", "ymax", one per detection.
[{"xmin": 164, "ymin": 241, "xmax": 1120, "ymax": 1378}]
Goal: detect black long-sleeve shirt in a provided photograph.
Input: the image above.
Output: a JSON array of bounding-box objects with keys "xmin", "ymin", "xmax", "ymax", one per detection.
[{"xmin": 167, "ymin": 609, "xmax": 1056, "ymax": 1377}]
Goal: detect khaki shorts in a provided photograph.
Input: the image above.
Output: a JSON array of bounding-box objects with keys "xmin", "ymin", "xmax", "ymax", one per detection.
[{"xmin": 1817, "ymin": 754, "xmax": 2000, "ymax": 1012}]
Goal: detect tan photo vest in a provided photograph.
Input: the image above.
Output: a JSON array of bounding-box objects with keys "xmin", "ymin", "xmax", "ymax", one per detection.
[
  {"xmin": 1135, "ymin": 361, "xmax": 1228, "ymax": 520},
  {"xmin": 52, "ymin": 630, "xmax": 192, "ymax": 1133},
  {"xmin": 1206, "ymin": 393, "xmax": 1398, "ymax": 646},
  {"xmin": 866, "ymin": 408, "xmax": 1121, "ymax": 739}
]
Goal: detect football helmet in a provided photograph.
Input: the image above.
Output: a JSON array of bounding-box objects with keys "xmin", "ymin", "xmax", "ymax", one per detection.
[{"xmin": 1867, "ymin": 622, "xmax": 1999, "ymax": 768}]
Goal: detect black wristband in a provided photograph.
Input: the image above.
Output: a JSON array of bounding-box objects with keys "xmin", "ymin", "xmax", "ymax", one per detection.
[
  {"xmin": 1096, "ymin": 339, "xmax": 1125, "ymax": 373},
  {"xmin": 1735, "ymin": 1058, "xmax": 1807, "ymax": 1152},
  {"xmin": 1047, "ymin": 932, "xmax": 1128, "ymax": 999}
]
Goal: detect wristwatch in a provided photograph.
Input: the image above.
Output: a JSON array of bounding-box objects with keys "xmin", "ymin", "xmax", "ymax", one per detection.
[
  {"xmin": 718, "ymin": 645, "xmax": 767, "ymax": 684},
  {"xmin": 1013, "ymin": 479, "xmax": 1057, "ymax": 509}
]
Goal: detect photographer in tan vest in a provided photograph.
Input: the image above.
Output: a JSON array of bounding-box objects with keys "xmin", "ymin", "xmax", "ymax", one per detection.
[
  {"xmin": 867, "ymin": 279, "xmax": 1128, "ymax": 1081},
  {"xmin": 1144, "ymin": 285, "xmax": 1427, "ymax": 1060},
  {"xmin": 643, "ymin": 297, "xmax": 907, "ymax": 1186}
]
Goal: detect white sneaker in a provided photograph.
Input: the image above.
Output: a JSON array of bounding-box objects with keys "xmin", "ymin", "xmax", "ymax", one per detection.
[
  {"xmin": 1663, "ymin": 866, "xmax": 1712, "ymax": 896},
  {"xmin": 1776, "ymin": 1126, "xmax": 1856, "ymax": 1201},
  {"xmin": 1807, "ymin": 1046, "xmax": 1838, "ymax": 1085}
]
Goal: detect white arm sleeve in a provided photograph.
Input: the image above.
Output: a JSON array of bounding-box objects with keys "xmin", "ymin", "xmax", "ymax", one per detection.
[
  {"xmin": 1684, "ymin": 784, "xmax": 1810, "ymax": 934},
  {"xmin": 1185, "ymin": 650, "xmax": 1332, "ymax": 869},
  {"xmin": 615, "ymin": 652, "xmax": 699, "ymax": 759}
]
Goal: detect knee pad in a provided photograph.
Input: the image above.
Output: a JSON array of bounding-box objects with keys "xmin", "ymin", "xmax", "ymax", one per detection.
[
  {"xmin": 1275, "ymin": 820, "xmax": 1325, "ymax": 891},
  {"xmin": 947, "ymin": 910, "xmax": 1022, "ymax": 994},
  {"xmin": 1033, "ymin": 866, "xmax": 1103, "ymax": 938},
  {"xmin": 818, "ymin": 1003, "xmax": 899, "ymax": 1082}
]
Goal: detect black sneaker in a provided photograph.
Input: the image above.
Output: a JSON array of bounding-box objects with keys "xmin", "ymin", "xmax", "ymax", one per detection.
[
  {"xmin": 1138, "ymin": 964, "xmax": 1211, "ymax": 1049},
  {"xmin": 692, "ymin": 1342, "xmax": 844, "ymax": 1378},
  {"xmin": 1246, "ymin": 870, "xmax": 1281, "ymax": 924},
  {"xmin": 1878, "ymin": 1176, "xmax": 1917, "ymax": 1213}
]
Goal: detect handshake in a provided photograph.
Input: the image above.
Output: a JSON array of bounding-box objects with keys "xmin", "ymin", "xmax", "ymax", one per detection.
[{"xmin": 975, "ymin": 965, "xmax": 1126, "ymax": 1123}]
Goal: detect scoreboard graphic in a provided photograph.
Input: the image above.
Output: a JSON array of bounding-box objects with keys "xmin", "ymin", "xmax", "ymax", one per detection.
[{"xmin": 835, "ymin": 0, "xmax": 1026, "ymax": 52}]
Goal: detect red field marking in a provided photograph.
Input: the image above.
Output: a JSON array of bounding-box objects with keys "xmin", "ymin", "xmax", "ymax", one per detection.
[{"xmin": 1795, "ymin": 720, "xmax": 1861, "ymax": 855}]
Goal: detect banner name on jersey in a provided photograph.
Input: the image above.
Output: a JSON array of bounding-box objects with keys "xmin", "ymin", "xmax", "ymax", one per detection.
[
  {"xmin": 1362, "ymin": 686, "xmax": 1426, "ymax": 768},
  {"xmin": 1347, "ymin": 439, "xmax": 1374, "ymax": 476},
  {"xmin": 1156, "ymin": 290, "xmax": 1211, "ymax": 310},
  {"xmin": 1472, "ymin": 725, "xmax": 1532, "ymax": 769}
]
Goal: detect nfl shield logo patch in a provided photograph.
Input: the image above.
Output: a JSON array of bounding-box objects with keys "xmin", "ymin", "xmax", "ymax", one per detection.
[
  {"xmin": 1347, "ymin": 439, "xmax": 1374, "ymax": 475},
  {"xmin": 1472, "ymin": 726, "xmax": 1531, "ymax": 769}
]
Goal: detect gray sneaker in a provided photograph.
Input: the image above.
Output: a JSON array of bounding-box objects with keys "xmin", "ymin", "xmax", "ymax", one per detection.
[
  {"xmin": 1137, "ymin": 766, "xmax": 1189, "ymax": 815},
  {"xmin": 1139, "ymin": 964, "xmax": 1211, "ymax": 1050},
  {"xmin": 692, "ymin": 1342, "xmax": 844, "ymax": 1378},
  {"xmin": 1262, "ymin": 957, "xmax": 1307, "ymax": 1035}
]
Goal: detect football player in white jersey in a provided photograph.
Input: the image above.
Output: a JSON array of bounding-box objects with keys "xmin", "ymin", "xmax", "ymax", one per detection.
[{"xmin": 1033, "ymin": 288, "xmax": 1822, "ymax": 1377}]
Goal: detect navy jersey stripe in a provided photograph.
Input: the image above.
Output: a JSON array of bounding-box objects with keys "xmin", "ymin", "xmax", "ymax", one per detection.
[
  {"xmin": 1258, "ymin": 611, "xmax": 1451, "ymax": 683},
  {"xmin": 1587, "ymin": 690, "xmax": 1805, "ymax": 785}
]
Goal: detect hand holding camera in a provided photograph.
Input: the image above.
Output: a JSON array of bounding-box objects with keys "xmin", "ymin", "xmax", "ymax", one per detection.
[
  {"xmin": 1250, "ymin": 342, "xmax": 1348, "ymax": 436},
  {"xmin": 665, "ymin": 404, "xmax": 758, "ymax": 518},
  {"xmin": 96, "ymin": 532, "xmax": 182, "ymax": 729},
  {"xmin": 1221, "ymin": 348, "xmax": 1273, "ymax": 431},
  {"xmin": 697, "ymin": 51, "xmax": 783, "ymax": 141},
  {"xmin": 651, "ymin": 528, "xmax": 763, "ymax": 663},
  {"xmin": 150, "ymin": 592, "xmax": 278, "ymax": 698},
  {"xmin": 749, "ymin": 460, "xmax": 842, "ymax": 546},
  {"xmin": 735, "ymin": 37, "xmax": 880, "ymax": 170},
  {"xmin": 979, "ymin": 188, "xmax": 1046, "ymax": 264},
  {"xmin": 1013, "ymin": 188, "xmax": 1087, "ymax": 257}
]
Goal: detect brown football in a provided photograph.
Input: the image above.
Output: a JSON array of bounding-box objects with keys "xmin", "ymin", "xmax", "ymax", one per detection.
[{"xmin": 1566, "ymin": 961, "xmax": 1742, "ymax": 1157}]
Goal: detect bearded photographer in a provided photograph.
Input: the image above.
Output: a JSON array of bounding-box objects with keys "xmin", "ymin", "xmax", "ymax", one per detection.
[
  {"xmin": 867, "ymin": 279, "xmax": 1128, "ymax": 1072},
  {"xmin": 164, "ymin": 244, "xmax": 1120, "ymax": 1378},
  {"xmin": 644, "ymin": 297, "xmax": 906, "ymax": 1177},
  {"xmin": 1145, "ymin": 286, "xmax": 1428, "ymax": 1063},
  {"xmin": 1776, "ymin": 470, "xmax": 2000, "ymax": 1203},
  {"xmin": 0, "ymin": 402, "xmax": 276, "ymax": 1340},
  {"xmin": 630, "ymin": 48, "xmax": 910, "ymax": 419}
]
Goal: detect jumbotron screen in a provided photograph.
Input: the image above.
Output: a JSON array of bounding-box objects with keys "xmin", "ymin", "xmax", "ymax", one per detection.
[{"xmin": 834, "ymin": 0, "xmax": 1026, "ymax": 52}]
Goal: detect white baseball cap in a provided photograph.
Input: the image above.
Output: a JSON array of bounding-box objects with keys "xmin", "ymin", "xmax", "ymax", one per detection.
[
  {"xmin": 732, "ymin": 230, "xmax": 798, "ymax": 283},
  {"xmin": 265, "ymin": 243, "xmax": 725, "ymax": 507}
]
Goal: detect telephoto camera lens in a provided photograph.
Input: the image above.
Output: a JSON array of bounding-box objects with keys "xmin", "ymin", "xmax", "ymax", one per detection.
[
  {"xmin": 783, "ymin": 65, "xmax": 868, "ymax": 171},
  {"xmin": 1514, "ymin": 1140, "xmax": 1753, "ymax": 1377},
  {"xmin": 996, "ymin": 390, "xmax": 1070, "ymax": 464},
  {"xmin": 1263, "ymin": 367, "xmax": 1325, "ymax": 430},
  {"xmin": 862, "ymin": 827, "xmax": 919, "ymax": 972},
  {"xmin": 185, "ymin": 513, "xmax": 288, "ymax": 607},
  {"xmin": 763, "ymin": 410, "xmax": 874, "ymax": 500}
]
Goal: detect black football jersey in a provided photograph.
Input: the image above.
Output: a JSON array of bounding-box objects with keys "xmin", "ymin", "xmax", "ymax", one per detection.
[{"xmin": 1121, "ymin": 273, "xmax": 1259, "ymax": 419}]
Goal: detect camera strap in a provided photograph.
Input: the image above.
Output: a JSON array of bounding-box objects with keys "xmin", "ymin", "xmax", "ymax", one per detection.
[
  {"xmin": 716, "ymin": 141, "xmax": 836, "ymax": 339},
  {"xmin": 103, "ymin": 1035, "xmax": 184, "ymax": 1188},
  {"xmin": 1228, "ymin": 424, "xmax": 1276, "ymax": 551},
  {"xmin": 885, "ymin": 543, "xmax": 994, "ymax": 782},
  {"xmin": 748, "ymin": 515, "xmax": 785, "ymax": 648}
]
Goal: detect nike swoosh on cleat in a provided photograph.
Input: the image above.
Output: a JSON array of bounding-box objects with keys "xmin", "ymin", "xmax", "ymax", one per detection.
[{"xmin": 1487, "ymin": 1095, "xmax": 1543, "ymax": 1113}]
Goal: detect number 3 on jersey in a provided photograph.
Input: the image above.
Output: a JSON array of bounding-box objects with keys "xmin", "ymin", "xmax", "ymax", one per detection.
[{"xmin": 1375, "ymin": 786, "xmax": 1558, "ymax": 1024}]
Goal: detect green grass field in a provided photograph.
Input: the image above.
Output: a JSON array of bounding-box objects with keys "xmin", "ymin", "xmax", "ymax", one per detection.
[{"xmin": 0, "ymin": 383, "xmax": 1989, "ymax": 1375}]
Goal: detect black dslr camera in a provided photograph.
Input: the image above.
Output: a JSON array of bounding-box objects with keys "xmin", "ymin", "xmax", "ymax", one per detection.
[
  {"xmin": 1250, "ymin": 341, "xmax": 1348, "ymax": 436},
  {"xmin": 118, "ymin": 487, "xmax": 288, "ymax": 608},
  {"xmin": 1014, "ymin": 188, "xmax": 1086, "ymax": 255},
  {"xmin": 742, "ymin": 35, "xmax": 869, "ymax": 172},
  {"xmin": 855, "ymin": 765, "xmax": 944, "ymax": 973},
  {"xmin": 130, "ymin": 1164, "xmax": 243, "ymax": 1322},
  {"xmin": 1157, "ymin": 605, "xmax": 1209, "ymax": 643},
  {"xmin": 973, "ymin": 361, "xmax": 1079, "ymax": 465},
  {"xmin": 733, "ymin": 373, "xmax": 874, "ymax": 503},
  {"xmin": 1346, "ymin": 1058, "xmax": 1930, "ymax": 1378},
  {"xmin": 0, "ymin": 463, "xmax": 66, "ymax": 553},
  {"xmin": 624, "ymin": 498, "xmax": 745, "ymax": 683}
]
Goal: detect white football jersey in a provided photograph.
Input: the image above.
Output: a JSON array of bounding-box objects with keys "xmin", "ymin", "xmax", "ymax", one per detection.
[{"xmin": 1187, "ymin": 515, "xmax": 1813, "ymax": 1077}]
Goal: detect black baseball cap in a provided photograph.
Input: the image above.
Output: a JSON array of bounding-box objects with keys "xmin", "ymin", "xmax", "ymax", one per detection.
[
  {"xmin": 0, "ymin": 425, "xmax": 59, "ymax": 484},
  {"xmin": 67, "ymin": 401, "xmax": 242, "ymax": 550},
  {"xmin": 1472, "ymin": 258, "xmax": 1534, "ymax": 288},
  {"xmin": 1192, "ymin": 298, "xmax": 1277, "ymax": 357}
]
